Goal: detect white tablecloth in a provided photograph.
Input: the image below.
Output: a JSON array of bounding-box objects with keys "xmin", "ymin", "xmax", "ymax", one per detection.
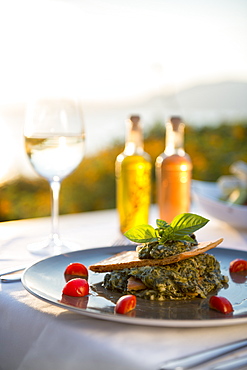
[{"xmin": 0, "ymin": 205, "xmax": 247, "ymax": 370}]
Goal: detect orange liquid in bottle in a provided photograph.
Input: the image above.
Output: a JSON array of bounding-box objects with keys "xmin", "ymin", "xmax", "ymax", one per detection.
[{"xmin": 156, "ymin": 153, "xmax": 192, "ymax": 223}]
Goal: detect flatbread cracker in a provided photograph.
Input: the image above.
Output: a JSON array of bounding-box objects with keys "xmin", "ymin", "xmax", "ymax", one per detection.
[{"xmin": 89, "ymin": 238, "xmax": 223, "ymax": 272}]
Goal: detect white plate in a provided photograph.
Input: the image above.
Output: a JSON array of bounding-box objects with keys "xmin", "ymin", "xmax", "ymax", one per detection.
[
  {"xmin": 193, "ymin": 180, "xmax": 247, "ymax": 229},
  {"xmin": 22, "ymin": 245, "xmax": 247, "ymax": 327}
]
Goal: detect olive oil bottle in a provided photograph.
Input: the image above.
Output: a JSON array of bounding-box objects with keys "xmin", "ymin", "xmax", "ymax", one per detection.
[
  {"xmin": 115, "ymin": 115, "xmax": 151, "ymax": 233},
  {"xmin": 155, "ymin": 116, "xmax": 192, "ymax": 223}
]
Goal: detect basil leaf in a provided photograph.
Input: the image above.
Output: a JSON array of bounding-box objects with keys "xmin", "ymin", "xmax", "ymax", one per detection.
[
  {"xmin": 124, "ymin": 213, "xmax": 209, "ymax": 244},
  {"xmin": 171, "ymin": 213, "xmax": 209, "ymax": 236},
  {"xmin": 156, "ymin": 219, "xmax": 170, "ymax": 229},
  {"xmin": 124, "ymin": 224, "xmax": 158, "ymax": 243},
  {"xmin": 159, "ymin": 225, "xmax": 174, "ymax": 243}
]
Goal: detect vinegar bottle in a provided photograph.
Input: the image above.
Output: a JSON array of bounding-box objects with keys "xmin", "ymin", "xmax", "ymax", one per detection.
[
  {"xmin": 115, "ymin": 115, "xmax": 152, "ymax": 233},
  {"xmin": 155, "ymin": 116, "xmax": 192, "ymax": 223}
]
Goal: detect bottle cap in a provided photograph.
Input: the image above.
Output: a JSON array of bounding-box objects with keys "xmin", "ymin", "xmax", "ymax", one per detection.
[
  {"xmin": 169, "ymin": 116, "xmax": 184, "ymax": 131},
  {"xmin": 129, "ymin": 115, "xmax": 140, "ymax": 129}
]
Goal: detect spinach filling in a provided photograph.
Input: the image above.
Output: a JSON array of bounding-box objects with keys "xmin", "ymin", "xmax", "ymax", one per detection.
[
  {"xmin": 137, "ymin": 234, "xmax": 197, "ymax": 259},
  {"xmin": 103, "ymin": 253, "xmax": 228, "ymax": 301}
]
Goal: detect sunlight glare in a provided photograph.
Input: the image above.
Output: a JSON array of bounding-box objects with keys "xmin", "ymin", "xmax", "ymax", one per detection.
[{"xmin": 0, "ymin": 0, "xmax": 247, "ymax": 104}]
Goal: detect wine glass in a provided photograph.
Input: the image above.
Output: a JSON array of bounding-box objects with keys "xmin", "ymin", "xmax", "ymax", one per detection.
[{"xmin": 24, "ymin": 98, "xmax": 85, "ymax": 256}]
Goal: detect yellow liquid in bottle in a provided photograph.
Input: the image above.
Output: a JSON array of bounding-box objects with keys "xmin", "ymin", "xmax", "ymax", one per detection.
[
  {"xmin": 116, "ymin": 154, "xmax": 151, "ymax": 233},
  {"xmin": 156, "ymin": 153, "xmax": 192, "ymax": 223}
]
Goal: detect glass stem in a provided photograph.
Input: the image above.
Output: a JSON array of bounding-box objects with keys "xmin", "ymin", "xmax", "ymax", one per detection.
[{"xmin": 50, "ymin": 180, "xmax": 61, "ymax": 245}]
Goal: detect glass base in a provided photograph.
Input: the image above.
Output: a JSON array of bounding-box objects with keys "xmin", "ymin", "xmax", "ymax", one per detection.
[{"xmin": 27, "ymin": 236, "xmax": 81, "ymax": 257}]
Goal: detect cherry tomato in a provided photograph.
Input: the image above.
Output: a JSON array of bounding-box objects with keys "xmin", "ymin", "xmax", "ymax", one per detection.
[
  {"xmin": 115, "ymin": 295, "xmax": 137, "ymax": 314},
  {"xmin": 64, "ymin": 263, "xmax": 88, "ymax": 282},
  {"xmin": 62, "ymin": 278, "xmax": 89, "ymax": 297},
  {"xmin": 209, "ymin": 295, "xmax": 234, "ymax": 314},
  {"xmin": 229, "ymin": 259, "xmax": 247, "ymax": 273}
]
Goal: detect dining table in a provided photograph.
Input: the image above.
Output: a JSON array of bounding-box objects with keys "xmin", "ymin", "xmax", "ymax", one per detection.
[{"xmin": 0, "ymin": 200, "xmax": 247, "ymax": 370}]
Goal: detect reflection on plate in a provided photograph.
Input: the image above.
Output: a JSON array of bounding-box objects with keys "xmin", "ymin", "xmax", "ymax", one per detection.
[
  {"xmin": 193, "ymin": 180, "xmax": 247, "ymax": 229},
  {"xmin": 22, "ymin": 245, "xmax": 247, "ymax": 327}
]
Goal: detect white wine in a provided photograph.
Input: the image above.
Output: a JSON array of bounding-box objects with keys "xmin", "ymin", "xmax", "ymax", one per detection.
[
  {"xmin": 25, "ymin": 135, "xmax": 85, "ymax": 181},
  {"xmin": 23, "ymin": 98, "xmax": 85, "ymax": 256}
]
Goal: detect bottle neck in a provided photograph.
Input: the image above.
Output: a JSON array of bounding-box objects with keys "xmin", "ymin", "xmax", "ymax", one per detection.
[
  {"xmin": 124, "ymin": 116, "xmax": 144, "ymax": 156},
  {"xmin": 165, "ymin": 118, "xmax": 185, "ymax": 156}
]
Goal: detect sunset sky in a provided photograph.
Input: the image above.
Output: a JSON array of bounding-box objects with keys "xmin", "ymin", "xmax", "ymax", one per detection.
[
  {"xmin": 0, "ymin": 0, "xmax": 247, "ymax": 104},
  {"xmin": 0, "ymin": 0, "xmax": 247, "ymax": 182}
]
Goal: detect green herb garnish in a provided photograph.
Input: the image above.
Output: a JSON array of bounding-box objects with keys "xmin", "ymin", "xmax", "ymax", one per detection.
[{"xmin": 124, "ymin": 213, "xmax": 209, "ymax": 244}]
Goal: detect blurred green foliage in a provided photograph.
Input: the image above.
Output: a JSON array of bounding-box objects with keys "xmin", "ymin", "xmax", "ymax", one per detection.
[{"xmin": 0, "ymin": 120, "xmax": 246, "ymax": 221}]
